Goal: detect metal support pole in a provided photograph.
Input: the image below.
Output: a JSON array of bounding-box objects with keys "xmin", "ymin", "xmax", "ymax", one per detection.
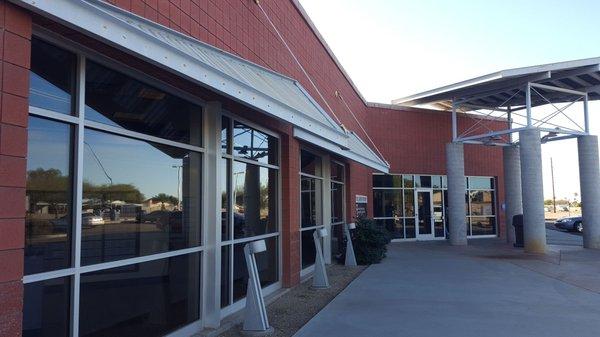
[
  {"xmin": 344, "ymin": 223, "xmax": 357, "ymax": 266},
  {"xmin": 451, "ymin": 99, "xmax": 458, "ymax": 141},
  {"xmin": 503, "ymin": 145, "xmax": 522, "ymax": 245},
  {"xmin": 519, "ymin": 129, "xmax": 547, "ymax": 253},
  {"xmin": 507, "ymin": 106, "xmax": 513, "ymax": 143},
  {"xmin": 578, "ymin": 135, "xmax": 600, "ymax": 248},
  {"xmin": 584, "ymin": 93, "xmax": 590, "ymax": 133},
  {"xmin": 242, "ymin": 240, "xmax": 273, "ymax": 334},
  {"xmin": 312, "ymin": 228, "xmax": 330, "ymax": 289},
  {"xmin": 446, "ymin": 142, "xmax": 467, "ymax": 245},
  {"xmin": 525, "ymin": 83, "xmax": 532, "ymax": 127}
]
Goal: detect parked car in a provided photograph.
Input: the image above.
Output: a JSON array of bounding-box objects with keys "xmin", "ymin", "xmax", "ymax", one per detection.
[
  {"xmin": 82, "ymin": 213, "xmax": 105, "ymax": 226},
  {"xmin": 554, "ymin": 216, "xmax": 583, "ymax": 233}
]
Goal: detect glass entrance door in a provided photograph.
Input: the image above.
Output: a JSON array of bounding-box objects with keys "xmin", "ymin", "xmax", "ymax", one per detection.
[{"xmin": 416, "ymin": 190, "xmax": 434, "ymax": 240}]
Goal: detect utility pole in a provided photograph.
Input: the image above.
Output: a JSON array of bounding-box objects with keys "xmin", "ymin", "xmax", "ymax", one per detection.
[{"xmin": 551, "ymin": 157, "xmax": 556, "ymax": 213}]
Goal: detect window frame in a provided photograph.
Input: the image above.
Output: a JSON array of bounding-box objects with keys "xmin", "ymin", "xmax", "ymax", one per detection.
[
  {"xmin": 24, "ymin": 31, "xmax": 208, "ymax": 337},
  {"xmin": 373, "ymin": 173, "xmax": 498, "ymax": 241},
  {"xmin": 218, "ymin": 111, "xmax": 282, "ymax": 314}
]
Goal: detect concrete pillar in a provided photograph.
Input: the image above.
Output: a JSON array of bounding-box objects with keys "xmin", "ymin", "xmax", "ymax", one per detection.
[
  {"xmin": 503, "ymin": 145, "xmax": 523, "ymax": 245},
  {"xmin": 519, "ymin": 129, "xmax": 546, "ymax": 253},
  {"xmin": 446, "ymin": 142, "xmax": 467, "ymax": 245},
  {"xmin": 577, "ymin": 135, "xmax": 600, "ymax": 249}
]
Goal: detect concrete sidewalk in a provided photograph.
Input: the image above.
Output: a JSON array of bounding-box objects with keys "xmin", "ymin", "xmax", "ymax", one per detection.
[{"xmin": 293, "ymin": 240, "xmax": 600, "ymax": 337}]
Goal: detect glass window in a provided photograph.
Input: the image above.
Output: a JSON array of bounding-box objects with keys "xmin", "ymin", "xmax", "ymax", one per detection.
[
  {"xmin": 331, "ymin": 182, "xmax": 344, "ymax": 224},
  {"xmin": 403, "ymin": 189, "xmax": 415, "ymax": 217},
  {"xmin": 431, "ymin": 176, "xmax": 443, "ymax": 189},
  {"xmin": 372, "ymin": 174, "xmax": 402, "ymax": 188},
  {"xmin": 301, "ymin": 229, "xmax": 317, "ymax": 269},
  {"xmin": 79, "ymin": 253, "xmax": 200, "ymax": 337},
  {"xmin": 85, "ymin": 61, "xmax": 202, "ymax": 146},
  {"xmin": 330, "ymin": 224, "xmax": 344, "ymax": 263},
  {"xmin": 233, "ymin": 237, "xmax": 278, "ymax": 301},
  {"xmin": 405, "ymin": 218, "xmax": 416, "ymax": 238},
  {"xmin": 221, "ymin": 245, "xmax": 231, "ymax": 308},
  {"xmin": 471, "ymin": 217, "xmax": 496, "ymax": 236},
  {"xmin": 301, "ymin": 177, "xmax": 323, "ymax": 228},
  {"xmin": 23, "ymin": 277, "xmax": 71, "ymax": 337},
  {"xmin": 414, "ymin": 175, "xmax": 431, "ymax": 188},
  {"xmin": 469, "ymin": 191, "xmax": 495, "ymax": 216},
  {"xmin": 300, "ymin": 150, "xmax": 321, "ymax": 176},
  {"xmin": 81, "ymin": 129, "xmax": 201, "ymax": 265},
  {"xmin": 233, "ymin": 161, "xmax": 278, "ymax": 239},
  {"xmin": 375, "ymin": 218, "xmax": 404, "ymax": 239},
  {"xmin": 25, "ymin": 117, "xmax": 73, "ymax": 275},
  {"xmin": 330, "ymin": 162, "xmax": 345, "ymax": 182},
  {"xmin": 29, "ymin": 38, "xmax": 76, "ymax": 115},
  {"xmin": 221, "ymin": 158, "xmax": 231, "ymax": 241},
  {"xmin": 469, "ymin": 177, "xmax": 494, "ymax": 190},
  {"xmin": 233, "ymin": 122, "xmax": 278, "ymax": 165},
  {"xmin": 221, "ymin": 116, "xmax": 230, "ymax": 154},
  {"xmin": 403, "ymin": 175, "xmax": 414, "ymax": 188},
  {"xmin": 373, "ymin": 190, "xmax": 403, "ymax": 218}
]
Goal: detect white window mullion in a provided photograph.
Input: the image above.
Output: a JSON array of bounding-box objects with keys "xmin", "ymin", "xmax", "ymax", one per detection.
[{"xmin": 70, "ymin": 53, "xmax": 86, "ymax": 337}]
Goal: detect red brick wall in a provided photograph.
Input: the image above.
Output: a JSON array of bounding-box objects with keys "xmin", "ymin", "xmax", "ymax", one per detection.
[
  {"xmin": 367, "ymin": 105, "xmax": 507, "ymax": 237},
  {"xmin": 0, "ymin": 2, "xmax": 31, "ymax": 336}
]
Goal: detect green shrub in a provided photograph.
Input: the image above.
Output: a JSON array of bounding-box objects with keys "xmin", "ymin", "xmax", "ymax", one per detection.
[{"xmin": 352, "ymin": 217, "xmax": 392, "ymax": 265}]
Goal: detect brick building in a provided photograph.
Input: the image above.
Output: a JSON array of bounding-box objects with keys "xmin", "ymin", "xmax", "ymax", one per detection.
[{"xmin": 0, "ymin": 1, "xmax": 506, "ymax": 336}]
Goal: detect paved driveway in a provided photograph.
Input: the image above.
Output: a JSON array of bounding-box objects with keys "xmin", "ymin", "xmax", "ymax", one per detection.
[{"xmin": 294, "ymin": 240, "xmax": 600, "ymax": 337}]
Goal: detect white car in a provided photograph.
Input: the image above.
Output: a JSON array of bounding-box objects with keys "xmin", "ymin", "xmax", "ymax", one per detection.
[{"xmin": 82, "ymin": 213, "xmax": 104, "ymax": 226}]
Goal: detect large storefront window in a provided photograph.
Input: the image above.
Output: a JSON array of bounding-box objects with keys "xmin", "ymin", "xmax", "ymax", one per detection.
[
  {"xmin": 24, "ymin": 38, "xmax": 203, "ymax": 337},
  {"xmin": 300, "ymin": 150, "xmax": 323, "ymax": 269},
  {"xmin": 373, "ymin": 174, "xmax": 497, "ymax": 240},
  {"xmin": 220, "ymin": 117, "xmax": 280, "ymax": 308}
]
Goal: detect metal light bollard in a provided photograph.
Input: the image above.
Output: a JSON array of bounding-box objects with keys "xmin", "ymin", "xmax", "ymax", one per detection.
[
  {"xmin": 242, "ymin": 240, "xmax": 274, "ymax": 335},
  {"xmin": 312, "ymin": 228, "xmax": 330, "ymax": 289},
  {"xmin": 345, "ymin": 222, "xmax": 357, "ymax": 266}
]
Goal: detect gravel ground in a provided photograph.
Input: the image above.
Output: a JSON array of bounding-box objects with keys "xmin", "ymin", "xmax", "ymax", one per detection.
[{"xmin": 217, "ymin": 264, "xmax": 366, "ymax": 337}]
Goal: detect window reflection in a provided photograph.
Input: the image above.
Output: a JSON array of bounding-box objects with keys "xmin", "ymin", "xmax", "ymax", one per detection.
[
  {"xmin": 233, "ymin": 161, "xmax": 277, "ymax": 239},
  {"xmin": 81, "ymin": 129, "xmax": 201, "ymax": 265},
  {"xmin": 331, "ymin": 182, "xmax": 344, "ymax": 224},
  {"xmin": 330, "ymin": 162, "xmax": 344, "ymax": 182},
  {"xmin": 79, "ymin": 253, "xmax": 200, "ymax": 337},
  {"xmin": 23, "ymin": 277, "xmax": 70, "ymax": 337},
  {"xmin": 301, "ymin": 229, "xmax": 317, "ymax": 269},
  {"xmin": 221, "ymin": 158, "xmax": 231, "ymax": 241},
  {"xmin": 25, "ymin": 117, "xmax": 73, "ymax": 275},
  {"xmin": 29, "ymin": 38, "xmax": 76, "ymax": 115},
  {"xmin": 469, "ymin": 191, "xmax": 495, "ymax": 216},
  {"xmin": 300, "ymin": 150, "xmax": 321, "ymax": 176},
  {"xmin": 85, "ymin": 61, "xmax": 202, "ymax": 146},
  {"xmin": 233, "ymin": 237, "xmax": 278, "ymax": 301},
  {"xmin": 233, "ymin": 122, "xmax": 278, "ymax": 165},
  {"xmin": 301, "ymin": 177, "xmax": 322, "ymax": 228}
]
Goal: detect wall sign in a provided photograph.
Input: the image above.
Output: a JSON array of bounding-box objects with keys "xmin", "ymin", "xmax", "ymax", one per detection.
[{"xmin": 355, "ymin": 194, "xmax": 368, "ymax": 218}]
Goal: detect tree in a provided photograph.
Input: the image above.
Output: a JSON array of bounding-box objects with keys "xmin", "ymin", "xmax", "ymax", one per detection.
[{"xmin": 151, "ymin": 193, "xmax": 179, "ymax": 210}]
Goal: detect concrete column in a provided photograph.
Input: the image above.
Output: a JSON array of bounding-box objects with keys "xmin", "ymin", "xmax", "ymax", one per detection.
[
  {"xmin": 503, "ymin": 145, "xmax": 523, "ymax": 245},
  {"xmin": 446, "ymin": 142, "xmax": 467, "ymax": 245},
  {"xmin": 519, "ymin": 129, "xmax": 546, "ymax": 253},
  {"xmin": 577, "ymin": 135, "xmax": 600, "ymax": 249}
]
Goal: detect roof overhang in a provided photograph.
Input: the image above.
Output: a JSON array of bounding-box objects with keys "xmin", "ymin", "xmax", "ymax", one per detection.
[
  {"xmin": 15, "ymin": 0, "xmax": 389, "ymax": 172},
  {"xmin": 394, "ymin": 58, "xmax": 600, "ymax": 110}
]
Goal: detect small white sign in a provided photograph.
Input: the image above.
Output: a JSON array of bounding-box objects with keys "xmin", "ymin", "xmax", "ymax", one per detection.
[{"xmin": 356, "ymin": 195, "xmax": 368, "ymax": 203}]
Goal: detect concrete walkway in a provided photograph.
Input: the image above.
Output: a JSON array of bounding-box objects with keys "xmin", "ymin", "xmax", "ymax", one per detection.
[{"xmin": 294, "ymin": 240, "xmax": 600, "ymax": 337}]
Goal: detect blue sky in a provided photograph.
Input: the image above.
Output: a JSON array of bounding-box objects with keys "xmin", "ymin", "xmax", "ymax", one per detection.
[{"xmin": 300, "ymin": 0, "xmax": 600, "ymax": 201}]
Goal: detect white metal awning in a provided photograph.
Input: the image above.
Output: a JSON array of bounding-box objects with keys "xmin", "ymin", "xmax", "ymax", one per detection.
[
  {"xmin": 17, "ymin": 0, "xmax": 389, "ymax": 172},
  {"xmin": 393, "ymin": 58, "xmax": 600, "ymax": 110}
]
